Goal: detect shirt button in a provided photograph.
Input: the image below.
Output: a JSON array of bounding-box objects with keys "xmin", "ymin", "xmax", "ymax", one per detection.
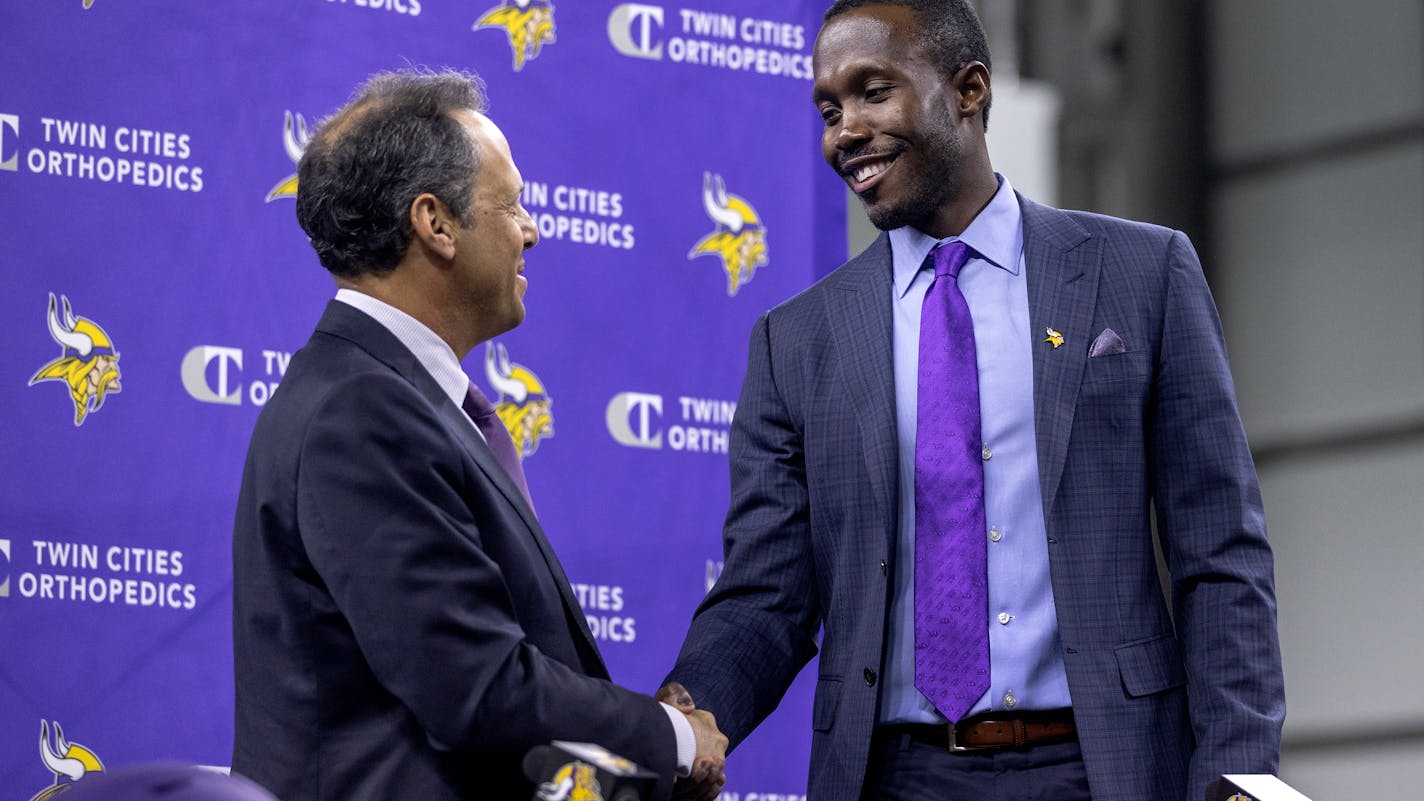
[
  {"xmin": 1003, "ymin": 691, "xmax": 1017, "ymax": 708},
  {"xmin": 997, "ymin": 612, "xmax": 1013, "ymax": 625},
  {"xmin": 864, "ymin": 668, "xmax": 877, "ymax": 686},
  {"xmin": 981, "ymin": 444, "xmax": 992, "ymax": 461},
  {"xmin": 989, "ymin": 526, "xmax": 1002, "ymax": 542}
]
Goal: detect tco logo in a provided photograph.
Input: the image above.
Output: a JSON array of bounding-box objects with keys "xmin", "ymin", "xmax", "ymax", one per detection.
[
  {"xmin": 606, "ymin": 391, "xmax": 733, "ymax": 454},
  {"xmin": 1, "ymin": 539, "xmax": 11, "ymax": 598},
  {"xmin": 0, "ymin": 114, "xmax": 19, "ymax": 172},
  {"xmin": 606, "ymin": 391, "xmax": 663, "ymax": 449},
  {"xmin": 608, "ymin": 3, "xmax": 664, "ymax": 60},
  {"xmin": 181, "ymin": 346, "xmax": 289, "ymax": 406}
]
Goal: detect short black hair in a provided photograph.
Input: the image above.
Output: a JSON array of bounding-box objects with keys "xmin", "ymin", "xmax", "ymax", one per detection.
[
  {"xmin": 823, "ymin": 0, "xmax": 992, "ymax": 128},
  {"xmin": 295, "ymin": 68, "xmax": 489, "ymax": 278}
]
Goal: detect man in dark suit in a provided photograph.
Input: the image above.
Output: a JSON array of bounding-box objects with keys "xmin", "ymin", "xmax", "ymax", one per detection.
[
  {"xmin": 664, "ymin": 3, "xmax": 1285, "ymax": 800},
  {"xmin": 231, "ymin": 69, "xmax": 726, "ymax": 801}
]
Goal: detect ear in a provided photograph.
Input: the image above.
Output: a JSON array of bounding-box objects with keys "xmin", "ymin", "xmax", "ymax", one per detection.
[
  {"xmin": 410, "ymin": 193, "xmax": 457, "ymax": 261},
  {"xmin": 953, "ymin": 61, "xmax": 991, "ymax": 123}
]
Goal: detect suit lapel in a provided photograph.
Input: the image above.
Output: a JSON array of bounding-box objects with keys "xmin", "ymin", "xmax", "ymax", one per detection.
[
  {"xmin": 315, "ymin": 302, "xmax": 605, "ymax": 671},
  {"xmin": 432, "ymin": 400, "xmax": 608, "ymax": 674},
  {"xmin": 825, "ymin": 234, "xmax": 899, "ymax": 537},
  {"xmin": 1019, "ymin": 196, "xmax": 1101, "ymax": 520}
]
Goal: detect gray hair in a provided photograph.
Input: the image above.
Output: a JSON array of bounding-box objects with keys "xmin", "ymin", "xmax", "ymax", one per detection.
[{"xmin": 295, "ymin": 68, "xmax": 489, "ymax": 277}]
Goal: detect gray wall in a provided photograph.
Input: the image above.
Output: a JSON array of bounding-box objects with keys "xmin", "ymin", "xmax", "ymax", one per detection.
[{"xmin": 1208, "ymin": 2, "xmax": 1424, "ymax": 798}]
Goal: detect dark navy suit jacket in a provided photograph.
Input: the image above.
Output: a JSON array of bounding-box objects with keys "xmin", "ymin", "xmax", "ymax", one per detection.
[
  {"xmin": 232, "ymin": 301, "xmax": 677, "ymax": 801},
  {"xmin": 669, "ymin": 196, "xmax": 1285, "ymax": 801}
]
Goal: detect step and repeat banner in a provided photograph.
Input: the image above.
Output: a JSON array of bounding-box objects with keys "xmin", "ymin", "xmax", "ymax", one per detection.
[{"xmin": 0, "ymin": 2, "xmax": 845, "ymax": 799}]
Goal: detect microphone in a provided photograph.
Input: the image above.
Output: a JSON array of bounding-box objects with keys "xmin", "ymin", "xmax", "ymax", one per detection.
[
  {"xmin": 525, "ymin": 741, "xmax": 659, "ymax": 801},
  {"xmin": 53, "ymin": 763, "xmax": 278, "ymax": 801}
]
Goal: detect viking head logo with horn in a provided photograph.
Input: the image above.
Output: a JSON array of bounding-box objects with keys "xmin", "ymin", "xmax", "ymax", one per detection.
[
  {"xmin": 30, "ymin": 294, "xmax": 122, "ymax": 427},
  {"xmin": 485, "ymin": 342, "xmax": 554, "ymax": 458},
  {"xmin": 31, "ymin": 720, "xmax": 105, "ymax": 801},
  {"xmin": 474, "ymin": 0, "xmax": 557, "ymax": 72},
  {"xmin": 535, "ymin": 761, "xmax": 603, "ymax": 801},
  {"xmin": 689, "ymin": 172, "xmax": 769, "ymax": 297},
  {"xmin": 265, "ymin": 110, "xmax": 310, "ymax": 202}
]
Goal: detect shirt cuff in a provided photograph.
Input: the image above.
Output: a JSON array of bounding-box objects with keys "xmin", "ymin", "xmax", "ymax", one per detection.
[{"xmin": 659, "ymin": 702, "xmax": 695, "ymax": 777}]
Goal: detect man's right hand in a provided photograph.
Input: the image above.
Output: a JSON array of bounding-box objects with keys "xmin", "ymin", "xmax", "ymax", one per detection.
[
  {"xmin": 679, "ymin": 711, "xmax": 727, "ymax": 801},
  {"xmin": 657, "ymin": 682, "xmax": 727, "ymax": 801}
]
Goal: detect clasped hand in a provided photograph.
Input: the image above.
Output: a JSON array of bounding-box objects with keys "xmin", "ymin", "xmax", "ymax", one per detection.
[{"xmin": 656, "ymin": 682, "xmax": 727, "ymax": 801}]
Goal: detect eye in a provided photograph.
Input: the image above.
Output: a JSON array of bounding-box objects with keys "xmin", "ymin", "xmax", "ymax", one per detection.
[
  {"xmin": 865, "ymin": 85, "xmax": 891, "ymax": 101},
  {"xmin": 819, "ymin": 106, "xmax": 841, "ymax": 126}
]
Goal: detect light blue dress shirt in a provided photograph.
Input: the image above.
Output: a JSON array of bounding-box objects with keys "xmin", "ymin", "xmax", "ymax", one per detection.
[{"xmin": 879, "ymin": 175, "xmax": 1073, "ymax": 724}]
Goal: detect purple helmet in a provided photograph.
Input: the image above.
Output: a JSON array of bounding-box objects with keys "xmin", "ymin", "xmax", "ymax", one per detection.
[{"xmin": 60, "ymin": 764, "xmax": 278, "ymax": 801}]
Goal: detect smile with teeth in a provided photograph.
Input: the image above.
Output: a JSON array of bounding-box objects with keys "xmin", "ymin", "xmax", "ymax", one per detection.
[{"xmin": 852, "ymin": 158, "xmax": 893, "ymax": 183}]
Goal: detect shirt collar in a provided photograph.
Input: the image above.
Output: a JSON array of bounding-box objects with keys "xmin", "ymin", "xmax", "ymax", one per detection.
[
  {"xmin": 333, "ymin": 288, "xmax": 470, "ymax": 410},
  {"xmin": 890, "ymin": 173, "xmax": 1024, "ymax": 298}
]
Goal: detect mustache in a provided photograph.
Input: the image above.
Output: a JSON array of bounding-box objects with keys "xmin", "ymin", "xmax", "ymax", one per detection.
[{"xmin": 836, "ymin": 141, "xmax": 906, "ymax": 175}]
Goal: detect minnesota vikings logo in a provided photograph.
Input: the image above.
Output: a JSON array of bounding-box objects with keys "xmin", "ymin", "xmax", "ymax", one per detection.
[
  {"xmin": 485, "ymin": 342, "xmax": 554, "ymax": 458},
  {"xmin": 30, "ymin": 294, "xmax": 122, "ymax": 426},
  {"xmin": 265, "ymin": 110, "xmax": 310, "ymax": 202},
  {"xmin": 536, "ymin": 761, "xmax": 603, "ymax": 801},
  {"xmin": 31, "ymin": 720, "xmax": 105, "ymax": 801},
  {"xmin": 474, "ymin": 0, "xmax": 557, "ymax": 71},
  {"xmin": 689, "ymin": 173, "xmax": 769, "ymax": 297},
  {"xmin": 82, "ymin": 0, "xmax": 96, "ymax": 7}
]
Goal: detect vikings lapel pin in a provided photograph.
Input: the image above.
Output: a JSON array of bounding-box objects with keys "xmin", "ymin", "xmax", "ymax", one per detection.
[{"xmin": 1044, "ymin": 327, "xmax": 1064, "ymax": 349}]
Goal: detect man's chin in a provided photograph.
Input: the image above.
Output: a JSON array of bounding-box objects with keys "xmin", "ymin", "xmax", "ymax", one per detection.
[{"xmin": 862, "ymin": 200, "xmax": 911, "ymax": 232}]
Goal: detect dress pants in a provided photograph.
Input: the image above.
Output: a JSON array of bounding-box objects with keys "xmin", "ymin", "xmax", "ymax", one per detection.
[{"xmin": 861, "ymin": 732, "xmax": 1092, "ymax": 801}]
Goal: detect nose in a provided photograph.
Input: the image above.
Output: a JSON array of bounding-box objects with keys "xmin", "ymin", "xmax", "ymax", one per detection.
[
  {"xmin": 520, "ymin": 205, "xmax": 539, "ymax": 249},
  {"xmin": 834, "ymin": 107, "xmax": 870, "ymax": 152}
]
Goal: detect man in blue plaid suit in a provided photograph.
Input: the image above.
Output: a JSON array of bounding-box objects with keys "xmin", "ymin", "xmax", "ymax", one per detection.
[{"xmin": 664, "ymin": 2, "xmax": 1285, "ymax": 800}]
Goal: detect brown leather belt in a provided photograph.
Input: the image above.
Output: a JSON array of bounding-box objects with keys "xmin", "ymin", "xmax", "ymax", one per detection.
[{"xmin": 877, "ymin": 709, "xmax": 1077, "ymax": 753}]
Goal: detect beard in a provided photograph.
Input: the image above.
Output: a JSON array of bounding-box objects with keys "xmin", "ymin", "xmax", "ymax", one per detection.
[{"xmin": 856, "ymin": 109, "xmax": 963, "ymax": 233}]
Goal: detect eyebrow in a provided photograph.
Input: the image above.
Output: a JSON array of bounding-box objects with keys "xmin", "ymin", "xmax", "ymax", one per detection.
[{"xmin": 812, "ymin": 61, "xmax": 898, "ymax": 103}]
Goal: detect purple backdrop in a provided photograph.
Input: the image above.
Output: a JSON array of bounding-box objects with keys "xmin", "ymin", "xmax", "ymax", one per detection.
[{"xmin": 0, "ymin": 2, "xmax": 846, "ymax": 800}]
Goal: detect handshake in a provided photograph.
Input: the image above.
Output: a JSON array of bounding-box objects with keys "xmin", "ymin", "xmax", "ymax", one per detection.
[{"xmin": 656, "ymin": 681, "xmax": 729, "ymax": 801}]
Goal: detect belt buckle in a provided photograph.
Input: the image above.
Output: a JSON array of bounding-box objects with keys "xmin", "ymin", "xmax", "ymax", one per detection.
[{"xmin": 946, "ymin": 721, "xmax": 988, "ymax": 753}]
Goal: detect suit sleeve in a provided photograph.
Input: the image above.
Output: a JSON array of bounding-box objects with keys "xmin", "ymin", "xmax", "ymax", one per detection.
[
  {"xmin": 1148, "ymin": 232, "xmax": 1285, "ymax": 799},
  {"xmin": 666, "ymin": 311, "xmax": 822, "ymax": 747},
  {"xmin": 294, "ymin": 370, "xmax": 677, "ymax": 793}
]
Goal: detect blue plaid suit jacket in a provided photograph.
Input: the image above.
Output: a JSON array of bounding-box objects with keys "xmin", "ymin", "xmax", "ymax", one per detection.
[{"xmin": 669, "ymin": 195, "xmax": 1285, "ymax": 801}]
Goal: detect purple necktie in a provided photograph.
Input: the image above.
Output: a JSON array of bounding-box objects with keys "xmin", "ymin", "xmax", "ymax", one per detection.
[
  {"xmin": 463, "ymin": 381, "xmax": 534, "ymax": 510},
  {"xmin": 914, "ymin": 240, "xmax": 989, "ymax": 723}
]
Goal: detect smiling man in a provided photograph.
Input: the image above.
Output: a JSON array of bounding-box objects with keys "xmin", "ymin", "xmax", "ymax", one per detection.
[
  {"xmin": 663, "ymin": 3, "xmax": 1285, "ymax": 800},
  {"xmin": 230, "ymin": 68, "xmax": 726, "ymax": 801}
]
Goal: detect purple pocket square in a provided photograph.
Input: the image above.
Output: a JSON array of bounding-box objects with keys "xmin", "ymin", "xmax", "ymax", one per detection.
[{"xmin": 1089, "ymin": 328, "xmax": 1126, "ymax": 357}]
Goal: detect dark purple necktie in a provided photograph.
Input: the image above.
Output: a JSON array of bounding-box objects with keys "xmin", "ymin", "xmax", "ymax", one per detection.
[
  {"xmin": 463, "ymin": 381, "xmax": 534, "ymax": 510},
  {"xmin": 914, "ymin": 240, "xmax": 989, "ymax": 722}
]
